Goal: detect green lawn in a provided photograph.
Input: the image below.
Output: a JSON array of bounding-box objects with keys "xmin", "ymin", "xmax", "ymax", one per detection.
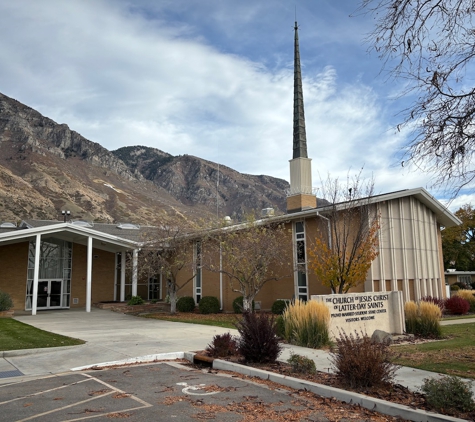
[
  {"xmin": 0, "ymin": 318, "xmax": 84, "ymax": 351},
  {"xmin": 391, "ymin": 323, "xmax": 475, "ymax": 379},
  {"xmin": 144, "ymin": 312, "xmax": 240, "ymax": 329}
]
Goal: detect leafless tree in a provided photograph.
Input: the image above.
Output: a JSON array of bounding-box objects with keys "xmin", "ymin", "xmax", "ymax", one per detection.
[
  {"xmin": 139, "ymin": 215, "xmax": 205, "ymax": 313},
  {"xmin": 207, "ymin": 218, "xmax": 292, "ymax": 312},
  {"xmin": 360, "ymin": 0, "xmax": 475, "ymax": 194}
]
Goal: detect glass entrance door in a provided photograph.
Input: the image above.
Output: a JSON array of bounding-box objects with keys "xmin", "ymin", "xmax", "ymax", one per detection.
[{"xmin": 37, "ymin": 280, "xmax": 63, "ymax": 309}]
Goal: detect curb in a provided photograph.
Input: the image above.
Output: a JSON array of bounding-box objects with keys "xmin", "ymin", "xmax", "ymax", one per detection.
[
  {"xmin": 70, "ymin": 352, "xmax": 185, "ymax": 371},
  {"xmin": 185, "ymin": 353, "xmax": 466, "ymax": 422}
]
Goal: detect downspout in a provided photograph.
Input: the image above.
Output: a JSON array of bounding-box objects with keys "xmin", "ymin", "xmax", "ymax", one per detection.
[
  {"xmin": 219, "ymin": 242, "xmax": 223, "ymax": 310},
  {"xmin": 316, "ymin": 211, "xmax": 332, "ymax": 250}
]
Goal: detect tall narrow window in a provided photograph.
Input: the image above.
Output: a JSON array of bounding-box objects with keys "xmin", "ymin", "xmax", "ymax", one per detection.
[
  {"xmin": 194, "ymin": 241, "xmax": 202, "ymax": 303},
  {"xmin": 294, "ymin": 222, "xmax": 308, "ymax": 301}
]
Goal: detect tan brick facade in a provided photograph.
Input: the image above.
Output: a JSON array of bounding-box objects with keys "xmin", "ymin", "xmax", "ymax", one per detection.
[
  {"xmin": 286, "ymin": 194, "xmax": 317, "ymax": 213},
  {"xmin": 0, "ymin": 242, "xmax": 29, "ymax": 311},
  {"xmin": 70, "ymin": 244, "xmax": 116, "ymax": 308}
]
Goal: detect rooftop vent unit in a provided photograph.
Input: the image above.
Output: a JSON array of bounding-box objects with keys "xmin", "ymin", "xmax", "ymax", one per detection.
[
  {"xmin": 0, "ymin": 222, "xmax": 16, "ymax": 228},
  {"xmin": 260, "ymin": 208, "xmax": 275, "ymax": 218},
  {"xmin": 71, "ymin": 220, "xmax": 94, "ymax": 228},
  {"xmin": 116, "ymin": 223, "xmax": 140, "ymax": 230}
]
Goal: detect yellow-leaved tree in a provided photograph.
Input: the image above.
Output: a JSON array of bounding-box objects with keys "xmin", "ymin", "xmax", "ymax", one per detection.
[{"xmin": 308, "ymin": 172, "xmax": 380, "ymax": 294}]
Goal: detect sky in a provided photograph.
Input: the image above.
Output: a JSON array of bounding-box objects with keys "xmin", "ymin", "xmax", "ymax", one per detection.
[{"xmin": 0, "ymin": 0, "xmax": 472, "ymax": 211}]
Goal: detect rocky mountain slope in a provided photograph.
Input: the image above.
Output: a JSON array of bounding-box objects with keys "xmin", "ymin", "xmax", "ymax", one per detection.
[{"xmin": 0, "ymin": 92, "xmax": 289, "ymax": 224}]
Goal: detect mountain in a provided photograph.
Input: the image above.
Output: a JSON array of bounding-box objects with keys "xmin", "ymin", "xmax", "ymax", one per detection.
[{"xmin": 0, "ymin": 92, "xmax": 289, "ymax": 224}]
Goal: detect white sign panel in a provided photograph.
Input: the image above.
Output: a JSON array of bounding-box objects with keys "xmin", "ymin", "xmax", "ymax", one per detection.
[{"xmin": 311, "ymin": 291, "xmax": 405, "ymax": 338}]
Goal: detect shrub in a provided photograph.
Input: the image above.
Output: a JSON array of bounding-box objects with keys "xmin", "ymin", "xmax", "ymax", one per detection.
[
  {"xmin": 455, "ymin": 289, "xmax": 475, "ymax": 313},
  {"xmin": 421, "ymin": 376, "xmax": 474, "ymax": 414},
  {"xmin": 232, "ymin": 296, "xmax": 254, "ymax": 313},
  {"xmin": 450, "ymin": 284, "xmax": 460, "ymax": 291},
  {"xmin": 287, "ymin": 353, "xmax": 316, "ymax": 375},
  {"xmin": 330, "ymin": 330, "xmax": 399, "ymax": 389},
  {"xmin": 420, "ymin": 295, "xmax": 445, "ymax": 313},
  {"xmin": 176, "ymin": 296, "xmax": 196, "ymax": 312},
  {"xmin": 271, "ymin": 300, "xmax": 288, "ymax": 315},
  {"xmin": 0, "ymin": 290, "xmax": 13, "ymax": 311},
  {"xmin": 282, "ymin": 299, "xmax": 331, "ymax": 348},
  {"xmin": 127, "ymin": 295, "xmax": 144, "ymax": 306},
  {"xmin": 206, "ymin": 332, "xmax": 238, "ymax": 358},
  {"xmin": 445, "ymin": 295, "xmax": 470, "ymax": 315},
  {"xmin": 198, "ymin": 296, "xmax": 220, "ymax": 314},
  {"xmin": 235, "ymin": 311, "xmax": 282, "ymax": 363},
  {"xmin": 150, "ymin": 298, "xmax": 158, "ymax": 304},
  {"xmin": 274, "ymin": 315, "xmax": 285, "ymax": 337}
]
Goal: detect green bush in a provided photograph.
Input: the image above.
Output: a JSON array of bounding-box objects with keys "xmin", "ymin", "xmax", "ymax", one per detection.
[
  {"xmin": 0, "ymin": 290, "xmax": 13, "ymax": 311},
  {"xmin": 450, "ymin": 284, "xmax": 460, "ymax": 291},
  {"xmin": 271, "ymin": 300, "xmax": 288, "ymax": 315},
  {"xmin": 199, "ymin": 296, "xmax": 220, "ymax": 314},
  {"xmin": 176, "ymin": 296, "xmax": 195, "ymax": 312},
  {"xmin": 421, "ymin": 376, "xmax": 474, "ymax": 414},
  {"xmin": 127, "ymin": 295, "xmax": 144, "ymax": 306},
  {"xmin": 274, "ymin": 315, "xmax": 285, "ymax": 337},
  {"xmin": 287, "ymin": 353, "xmax": 316, "ymax": 375},
  {"xmin": 232, "ymin": 296, "xmax": 254, "ymax": 313}
]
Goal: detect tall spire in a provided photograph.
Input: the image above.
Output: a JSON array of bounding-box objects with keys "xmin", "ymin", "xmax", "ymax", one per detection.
[{"xmin": 293, "ymin": 21, "xmax": 308, "ymax": 159}]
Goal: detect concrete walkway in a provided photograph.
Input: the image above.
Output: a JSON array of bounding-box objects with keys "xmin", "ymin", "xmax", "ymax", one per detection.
[{"xmin": 1, "ymin": 309, "xmax": 474, "ymax": 395}]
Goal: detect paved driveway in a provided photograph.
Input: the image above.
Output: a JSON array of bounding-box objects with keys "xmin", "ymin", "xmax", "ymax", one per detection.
[{"xmin": 1, "ymin": 308, "xmax": 235, "ymax": 382}]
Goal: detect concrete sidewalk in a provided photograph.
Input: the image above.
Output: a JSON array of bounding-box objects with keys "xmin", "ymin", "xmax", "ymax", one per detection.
[{"xmin": 1, "ymin": 309, "xmax": 474, "ymax": 395}]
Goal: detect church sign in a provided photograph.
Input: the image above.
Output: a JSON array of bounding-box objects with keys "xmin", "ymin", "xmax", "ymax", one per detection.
[{"xmin": 311, "ymin": 291, "xmax": 405, "ymax": 338}]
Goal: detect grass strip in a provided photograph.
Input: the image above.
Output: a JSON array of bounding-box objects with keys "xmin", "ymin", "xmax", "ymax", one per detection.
[
  {"xmin": 392, "ymin": 323, "xmax": 475, "ymax": 379},
  {"xmin": 144, "ymin": 313, "xmax": 239, "ymax": 329},
  {"xmin": 0, "ymin": 318, "xmax": 84, "ymax": 351}
]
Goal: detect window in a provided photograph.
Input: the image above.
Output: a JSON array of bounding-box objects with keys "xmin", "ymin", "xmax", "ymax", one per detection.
[
  {"xmin": 26, "ymin": 238, "xmax": 72, "ymax": 309},
  {"xmin": 194, "ymin": 241, "xmax": 202, "ymax": 303},
  {"xmin": 294, "ymin": 222, "xmax": 308, "ymax": 301}
]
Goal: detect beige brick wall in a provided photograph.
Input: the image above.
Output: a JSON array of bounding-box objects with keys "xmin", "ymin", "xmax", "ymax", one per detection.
[
  {"xmin": 0, "ymin": 242, "xmax": 29, "ymax": 311},
  {"xmin": 70, "ymin": 244, "xmax": 116, "ymax": 308},
  {"xmin": 286, "ymin": 194, "xmax": 317, "ymax": 213}
]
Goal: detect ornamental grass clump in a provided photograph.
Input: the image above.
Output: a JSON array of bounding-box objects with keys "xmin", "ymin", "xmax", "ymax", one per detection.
[
  {"xmin": 455, "ymin": 289, "xmax": 475, "ymax": 313},
  {"xmin": 404, "ymin": 300, "xmax": 441, "ymax": 338},
  {"xmin": 330, "ymin": 330, "xmax": 398, "ymax": 389},
  {"xmin": 418, "ymin": 301, "xmax": 442, "ymax": 338},
  {"xmin": 404, "ymin": 301, "xmax": 418, "ymax": 335},
  {"xmin": 282, "ymin": 299, "xmax": 331, "ymax": 348}
]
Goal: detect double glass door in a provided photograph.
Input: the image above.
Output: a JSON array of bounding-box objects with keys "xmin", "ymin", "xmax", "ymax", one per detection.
[{"xmin": 37, "ymin": 280, "xmax": 63, "ymax": 309}]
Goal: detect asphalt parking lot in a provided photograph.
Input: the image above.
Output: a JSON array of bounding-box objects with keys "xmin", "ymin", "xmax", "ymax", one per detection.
[{"xmin": 0, "ymin": 362, "xmax": 335, "ymax": 422}]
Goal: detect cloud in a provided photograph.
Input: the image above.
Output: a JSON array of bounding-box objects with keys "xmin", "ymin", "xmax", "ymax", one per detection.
[{"xmin": 0, "ymin": 0, "xmax": 458, "ymax": 205}]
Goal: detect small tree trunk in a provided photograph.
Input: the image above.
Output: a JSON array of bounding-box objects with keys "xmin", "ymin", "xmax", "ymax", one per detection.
[
  {"xmin": 243, "ymin": 296, "xmax": 253, "ymax": 312},
  {"xmin": 169, "ymin": 289, "xmax": 177, "ymax": 314}
]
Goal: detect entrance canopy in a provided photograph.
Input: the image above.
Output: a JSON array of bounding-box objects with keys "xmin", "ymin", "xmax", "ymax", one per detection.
[{"xmin": 0, "ymin": 221, "xmax": 142, "ymax": 315}]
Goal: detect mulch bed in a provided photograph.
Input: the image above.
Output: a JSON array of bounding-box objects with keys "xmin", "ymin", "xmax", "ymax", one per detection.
[{"xmin": 190, "ymin": 352, "xmax": 475, "ymax": 421}]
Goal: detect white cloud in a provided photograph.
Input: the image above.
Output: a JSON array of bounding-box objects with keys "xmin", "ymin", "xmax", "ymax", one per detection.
[{"xmin": 0, "ymin": 0, "xmax": 464, "ymax": 208}]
